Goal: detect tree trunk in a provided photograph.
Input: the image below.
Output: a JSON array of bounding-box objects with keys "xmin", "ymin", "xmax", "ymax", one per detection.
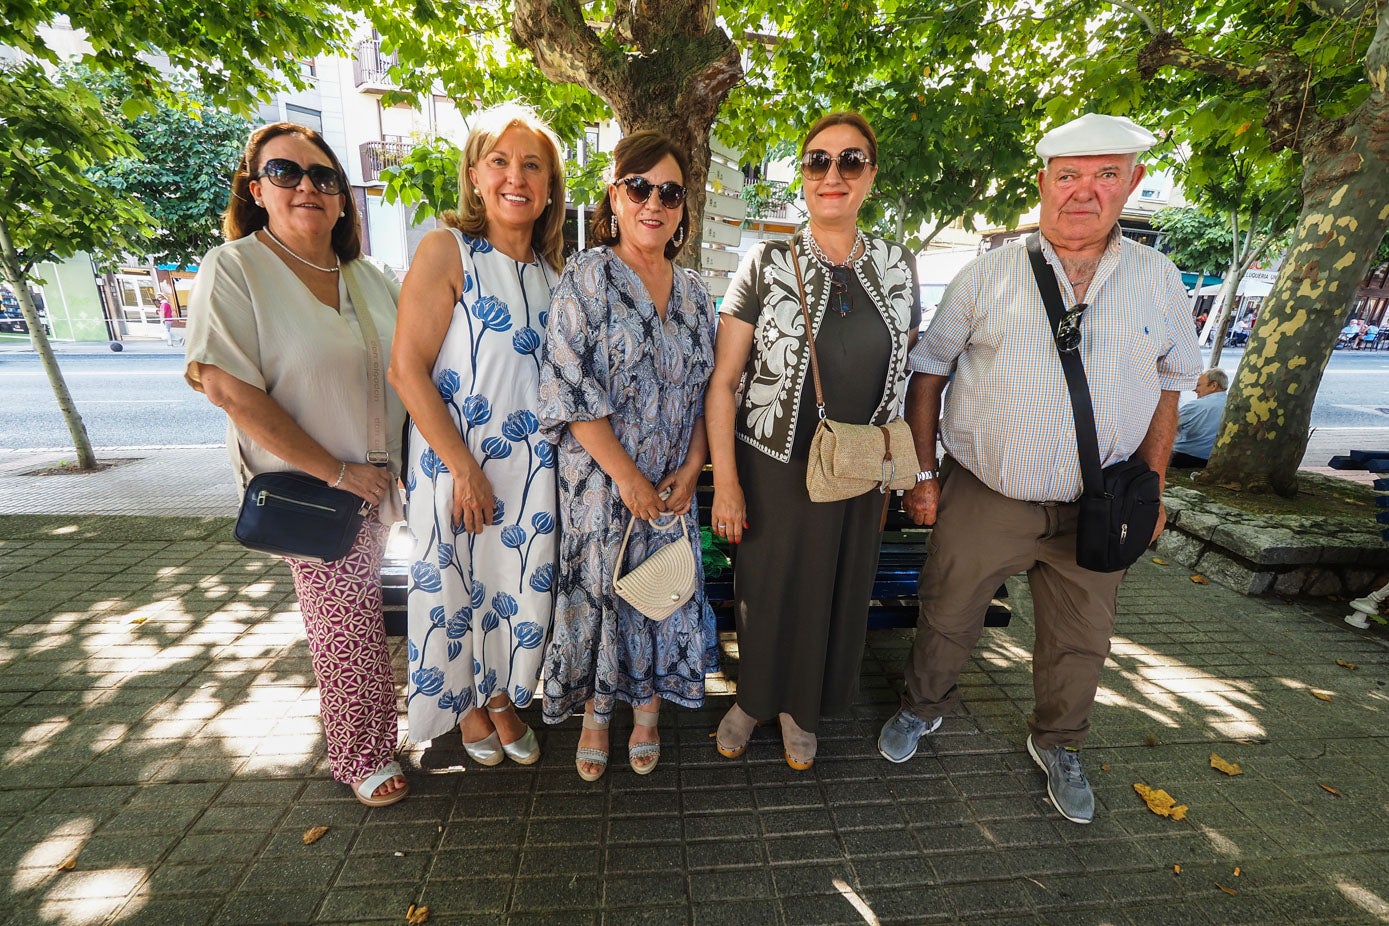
[
  {"xmin": 510, "ymin": 0, "xmax": 743, "ymax": 268},
  {"xmin": 1202, "ymin": 97, "xmax": 1389, "ymax": 495},
  {"xmin": 0, "ymin": 215, "xmax": 98, "ymax": 470},
  {"xmin": 1205, "ymin": 271, "xmax": 1238, "ymax": 365}
]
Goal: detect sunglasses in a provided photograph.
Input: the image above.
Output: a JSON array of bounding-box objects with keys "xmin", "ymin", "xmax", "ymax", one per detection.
[
  {"xmin": 800, "ymin": 148, "xmax": 875, "ymax": 181},
  {"xmin": 616, "ymin": 176, "xmax": 687, "ymax": 209},
  {"xmin": 257, "ymin": 158, "xmax": 344, "ymax": 195},
  {"xmin": 1055, "ymin": 303, "xmax": 1087, "ymax": 353},
  {"xmin": 829, "ymin": 266, "xmax": 853, "ymax": 317}
]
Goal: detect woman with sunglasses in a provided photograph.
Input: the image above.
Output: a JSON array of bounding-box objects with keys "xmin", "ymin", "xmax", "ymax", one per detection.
[
  {"xmin": 538, "ymin": 131, "xmax": 717, "ymax": 781},
  {"xmin": 706, "ymin": 112, "xmax": 921, "ymax": 769},
  {"xmin": 184, "ymin": 123, "xmax": 410, "ymax": 806},
  {"xmin": 389, "ymin": 105, "xmax": 565, "ymax": 767}
]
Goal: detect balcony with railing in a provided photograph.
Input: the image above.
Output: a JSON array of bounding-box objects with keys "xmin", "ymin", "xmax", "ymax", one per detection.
[
  {"xmin": 353, "ymin": 38, "xmax": 397, "ymax": 90},
  {"xmin": 360, "ymin": 139, "xmax": 412, "ymax": 184},
  {"xmin": 742, "ymin": 179, "xmax": 793, "ymax": 221}
]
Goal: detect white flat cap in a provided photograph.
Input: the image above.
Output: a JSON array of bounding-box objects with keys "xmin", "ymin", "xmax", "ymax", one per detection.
[{"xmin": 1036, "ymin": 113, "xmax": 1157, "ymax": 160}]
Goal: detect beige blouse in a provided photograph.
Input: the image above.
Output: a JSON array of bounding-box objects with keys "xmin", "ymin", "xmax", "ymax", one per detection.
[{"xmin": 183, "ymin": 234, "xmax": 406, "ymax": 524}]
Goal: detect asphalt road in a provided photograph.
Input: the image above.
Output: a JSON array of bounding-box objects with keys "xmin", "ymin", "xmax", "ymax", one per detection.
[{"xmin": 0, "ymin": 340, "xmax": 1386, "ymax": 451}]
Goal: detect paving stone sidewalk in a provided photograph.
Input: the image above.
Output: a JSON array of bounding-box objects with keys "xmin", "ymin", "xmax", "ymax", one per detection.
[{"xmin": 2, "ymin": 511, "xmax": 1386, "ymax": 926}]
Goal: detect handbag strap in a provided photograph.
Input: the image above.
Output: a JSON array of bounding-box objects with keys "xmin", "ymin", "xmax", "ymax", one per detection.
[
  {"xmin": 341, "ymin": 265, "xmax": 390, "ymax": 468},
  {"xmin": 1024, "ymin": 233, "xmax": 1104, "ymax": 497},
  {"xmin": 615, "ymin": 490, "xmax": 695, "ymax": 577},
  {"xmin": 789, "ymin": 237, "xmax": 829, "ymax": 420}
]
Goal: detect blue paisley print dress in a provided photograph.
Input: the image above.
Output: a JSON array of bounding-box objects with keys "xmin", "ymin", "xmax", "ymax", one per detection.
[
  {"xmin": 404, "ymin": 230, "xmax": 557, "ymax": 744},
  {"xmin": 537, "ymin": 246, "xmax": 718, "ymax": 725}
]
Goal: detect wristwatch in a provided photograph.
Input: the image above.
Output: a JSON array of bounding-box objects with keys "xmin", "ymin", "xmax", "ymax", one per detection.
[{"xmin": 915, "ymin": 469, "xmax": 937, "ymax": 484}]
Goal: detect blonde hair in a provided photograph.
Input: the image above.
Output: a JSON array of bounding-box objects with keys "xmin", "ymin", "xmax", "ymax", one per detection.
[{"xmin": 443, "ymin": 104, "xmax": 566, "ymax": 271}]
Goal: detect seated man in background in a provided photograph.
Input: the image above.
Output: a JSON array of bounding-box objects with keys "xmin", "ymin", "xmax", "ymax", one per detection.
[{"xmin": 1170, "ymin": 368, "xmax": 1229, "ymax": 468}]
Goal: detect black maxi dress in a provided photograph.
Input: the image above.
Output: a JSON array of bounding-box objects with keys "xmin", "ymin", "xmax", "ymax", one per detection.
[{"xmin": 731, "ymin": 275, "xmax": 896, "ymax": 733}]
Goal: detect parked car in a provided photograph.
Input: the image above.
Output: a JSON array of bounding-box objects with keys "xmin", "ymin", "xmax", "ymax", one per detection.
[{"xmin": 0, "ymin": 306, "xmax": 27, "ymax": 334}]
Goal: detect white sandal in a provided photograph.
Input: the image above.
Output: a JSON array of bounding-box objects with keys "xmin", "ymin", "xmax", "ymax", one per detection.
[{"xmin": 352, "ymin": 760, "xmax": 409, "ymax": 807}]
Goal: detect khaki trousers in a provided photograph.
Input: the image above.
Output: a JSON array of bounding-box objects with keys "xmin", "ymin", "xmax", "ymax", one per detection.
[{"xmin": 902, "ymin": 459, "xmax": 1125, "ymax": 749}]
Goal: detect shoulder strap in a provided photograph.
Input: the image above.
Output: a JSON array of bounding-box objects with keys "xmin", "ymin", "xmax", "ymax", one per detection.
[
  {"xmin": 341, "ymin": 264, "xmax": 390, "ymax": 468},
  {"xmin": 789, "ymin": 238, "xmax": 827, "ymax": 420},
  {"xmin": 1024, "ymin": 233, "xmax": 1103, "ymax": 496}
]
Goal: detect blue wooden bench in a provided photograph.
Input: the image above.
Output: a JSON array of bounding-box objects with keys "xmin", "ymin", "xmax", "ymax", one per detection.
[{"xmin": 382, "ymin": 472, "xmax": 1012, "ymax": 635}]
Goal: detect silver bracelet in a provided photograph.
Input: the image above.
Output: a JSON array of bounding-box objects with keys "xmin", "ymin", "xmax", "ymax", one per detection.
[{"xmin": 331, "ymin": 462, "xmax": 347, "ymax": 488}]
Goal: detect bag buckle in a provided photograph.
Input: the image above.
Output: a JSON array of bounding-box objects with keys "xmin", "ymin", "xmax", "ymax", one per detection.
[
  {"xmin": 816, "ymin": 403, "xmax": 827, "ymax": 421},
  {"xmin": 879, "ymin": 459, "xmax": 896, "ymax": 493},
  {"xmin": 366, "ymin": 450, "xmax": 390, "ymax": 467}
]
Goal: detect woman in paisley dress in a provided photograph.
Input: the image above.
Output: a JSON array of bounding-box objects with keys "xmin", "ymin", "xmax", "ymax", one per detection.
[
  {"xmin": 538, "ymin": 131, "xmax": 717, "ymax": 781},
  {"xmin": 390, "ymin": 105, "xmax": 565, "ymax": 765},
  {"xmin": 705, "ymin": 112, "xmax": 921, "ymax": 769}
]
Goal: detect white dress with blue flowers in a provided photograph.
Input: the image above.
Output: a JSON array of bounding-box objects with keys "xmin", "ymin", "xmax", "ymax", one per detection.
[{"xmin": 404, "ymin": 230, "xmax": 557, "ymax": 744}]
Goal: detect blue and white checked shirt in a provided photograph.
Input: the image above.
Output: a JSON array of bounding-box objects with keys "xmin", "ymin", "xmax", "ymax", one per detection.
[{"xmin": 909, "ymin": 231, "xmax": 1202, "ymax": 503}]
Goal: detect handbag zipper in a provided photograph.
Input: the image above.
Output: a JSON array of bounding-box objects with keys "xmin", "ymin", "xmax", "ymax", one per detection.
[{"xmin": 257, "ymin": 490, "xmax": 338, "ymax": 514}]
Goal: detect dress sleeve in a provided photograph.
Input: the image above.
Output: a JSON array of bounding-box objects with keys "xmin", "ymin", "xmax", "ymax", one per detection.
[
  {"xmin": 719, "ymin": 241, "xmax": 769, "ymax": 325},
  {"xmin": 183, "ymin": 245, "xmax": 267, "ymax": 394},
  {"xmin": 685, "ymin": 268, "xmax": 715, "ymax": 420},
  {"xmin": 538, "ymin": 252, "xmax": 612, "ymax": 440}
]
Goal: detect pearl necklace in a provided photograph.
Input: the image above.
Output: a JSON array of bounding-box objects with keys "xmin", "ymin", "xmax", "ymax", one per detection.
[
  {"xmin": 805, "ymin": 226, "xmax": 865, "ymax": 268},
  {"xmin": 263, "ymin": 226, "xmax": 340, "ymax": 273}
]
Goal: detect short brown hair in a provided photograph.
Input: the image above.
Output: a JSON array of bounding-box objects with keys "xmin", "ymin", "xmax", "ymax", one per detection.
[
  {"xmin": 802, "ymin": 111, "xmax": 878, "ymax": 166},
  {"xmin": 443, "ymin": 104, "xmax": 567, "ymax": 272},
  {"xmin": 592, "ymin": 131, "xmax": 691, "ymax": 260},
  {"xmin": 222, "ymin": 122, "xmax": 361, "ymax": 261}
]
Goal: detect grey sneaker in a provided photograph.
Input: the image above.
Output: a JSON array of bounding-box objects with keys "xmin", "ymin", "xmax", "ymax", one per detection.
[
  {"xmin": 1026, "ymin": 735, "xmax": 1094, "ymax": 824},
  {"xmin": 877, "ymin": 709, "xmax": 943, "ymax": 763}
]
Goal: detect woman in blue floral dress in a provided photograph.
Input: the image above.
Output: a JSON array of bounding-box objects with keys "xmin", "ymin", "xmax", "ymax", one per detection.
[
  {"xmin": 391, "ymin": 105, "xmax": 565, "ymax": 763},
  {"xmin": 538, "ymin": 132, "xmax": 717, "ymax": 781}
]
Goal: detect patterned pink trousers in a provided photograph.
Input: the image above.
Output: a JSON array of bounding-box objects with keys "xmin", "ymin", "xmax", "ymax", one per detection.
[{"xmin": 287, "ymin": 517, "xmax": 399, "ymax": 784}]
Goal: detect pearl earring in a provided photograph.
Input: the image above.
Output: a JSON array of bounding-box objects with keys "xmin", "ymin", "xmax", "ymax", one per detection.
[
  {"xmin": 610, "ymin": 215, "xmax": 618, "ymax": 238},
  {"xmin": 339, "ymin": 211, "xmax": 346, "ymax": 217},
  {"xmin": 546, "ymin": 197, "xmax": 552, "ymax": 205},
  {"xmin": 255, "ymin": 200, "xmax": 264, "ymax": 207},
  {"xmin": 473, "ymin": 188, "xmax": 481, "ymax": 196}
]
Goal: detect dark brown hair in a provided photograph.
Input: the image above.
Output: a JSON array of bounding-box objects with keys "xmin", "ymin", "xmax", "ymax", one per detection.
[
  {"xmin": 442, "ymin": 104, "xmax": 567, "ymax": 271},
  {"xmin": 222, "ymin": 122, "xmax": 362, "ymax": 262},
  {"xmin": 592, "ymin": 131, "xmax": 691, "ymax": 260},
  {"xmin": 801, "ymin": 111, "xmax": 879, "ymax": 165}
]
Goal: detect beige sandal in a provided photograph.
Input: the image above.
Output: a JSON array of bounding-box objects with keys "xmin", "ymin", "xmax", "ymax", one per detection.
[
  {"xmin": 629, "ymin": 705, "xmax": 661, "ymax": 775},
  {"xmin": 575, "ymin": 708, "xmax": 609, "ymax": 782},
  {"xmin": 779, "ymin": 712, "xmax": 817, "ymax": 771}
]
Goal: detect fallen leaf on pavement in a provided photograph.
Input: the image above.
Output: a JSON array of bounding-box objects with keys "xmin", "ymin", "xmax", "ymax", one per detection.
[
  {"xmin": 1210, "ymin": 754, "xmax": 1243, "ymax": 776},
  {"xmin": 405, "ymin": 904, "xmax": 430, "ymax": 924},
  {"xmin": 1100, "ymin": 763, "xmax": 1111, "ymax": 771},
  {"xmin": 1217, "ymin": 883, "xmax": 1238, "ymax": 896},
  {"xmin": 1173, "ymin": 864, "xmax": 1182, "ymax": 875},
  {"xmin": 1190, "ymin": 575, "xmax": 1209, "ymax": 585},
  {"xmin": 1336, "ymin": 659, "xmax": 1358, "ymax": 670},
  {"xmin": 128, "ymin": 616, "xmax": 147, "ymax": 624},
  {"xmin": 1134, "ymin": 782, "xmax": 1188, "ymax": 820},
  {"xmin": 302, "ymin": 826, "xmax": 328, "ymax": 845},
  {"xmin": 1152, "ymin": 557, "xmax": 1169, "ymax": 565},
  {"xmin": 1311, "ymin": 690, "xmax": 1333, "ymax": 702},
  {"xmin": 56, "ymin": 854, "xmax": 78, "ymax": 871},
  {"xmin": 1319, "ymin": 784, "xmax": 1340, "ymax": 797},
  {"xmin": 1144, "ymin": 733, "xmax": 1159, "ymax": 747},
  {"xmin": 1233, "ymin": 867, "xmax": 1242, "ymax": 877}
]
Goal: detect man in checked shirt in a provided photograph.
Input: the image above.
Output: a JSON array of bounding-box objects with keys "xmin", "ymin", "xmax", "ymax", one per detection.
[{"xmin": 877, "ymin": 114, "xmax": 1202, "ymax": 824}]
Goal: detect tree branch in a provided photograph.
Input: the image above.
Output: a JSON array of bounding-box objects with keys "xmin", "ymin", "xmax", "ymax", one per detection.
[{"xmin": 1138, "ymin": 31, "xmax": 1272, "ymax": 88}]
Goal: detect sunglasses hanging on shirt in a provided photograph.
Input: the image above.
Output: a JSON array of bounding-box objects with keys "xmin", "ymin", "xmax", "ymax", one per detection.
[
  {"xmin": 800, "ymin": 148, "xmax": 875, "ymax": 181},
  {"xmin": 257, "ymin": 158, "xmax": 345, "ymax": 195},
  {"xmin": 1054, "ymin": 303, "xmax": 1087, "ymax": 353},
  {"xmin": 615, "ymin": 176, "xmax": 688, "ymax": 209}
]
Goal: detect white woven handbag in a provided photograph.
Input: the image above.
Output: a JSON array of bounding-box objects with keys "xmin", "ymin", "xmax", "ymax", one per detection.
[{"xmin": 612, "ymin": 508, "xmax": 697, "ymax": 622}]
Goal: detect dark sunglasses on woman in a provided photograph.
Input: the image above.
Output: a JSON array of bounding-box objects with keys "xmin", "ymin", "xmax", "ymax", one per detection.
[
  {"xmin": 616, "ymin": 176, "xmax": 687, "ymax": 209},
  {"xmin": 257, "ymin": 158, "xmax": 345, "ymax": 195},
  {"xmin": 800, "ymin": 148, "xmax": 874, "ymax": 181}
]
